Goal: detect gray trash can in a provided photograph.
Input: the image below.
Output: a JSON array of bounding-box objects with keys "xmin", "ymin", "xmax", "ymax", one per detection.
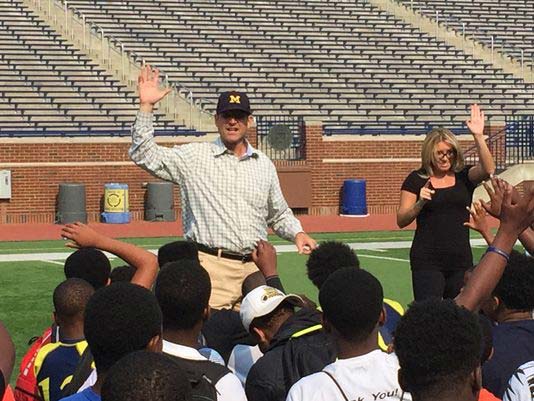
[
  {"xmin": 57, "ymin": 183, "xmax": 87, "ymax": 224},
  {"xmin": 145, "ymin": 182, "xmax": 175, "ymax": 221}
]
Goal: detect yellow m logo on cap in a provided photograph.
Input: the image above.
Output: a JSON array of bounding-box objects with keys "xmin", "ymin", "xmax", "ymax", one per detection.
[{"xmin": 229, "ymin": 95, "xmax": 241, "ymax": 104}]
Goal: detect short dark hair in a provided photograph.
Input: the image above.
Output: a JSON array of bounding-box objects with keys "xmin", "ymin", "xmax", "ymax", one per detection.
[
  {"xmin": 110, "ymin": 265, "xmax": 137, "ymax": 283},
  {"xmin": 53, "ymin": 278, "xmax": 94, "ymax": 320},
  {"xmin": 155, "ymin": 260, "xmax": 211, "ymax": 331},
  {"xmin": 493, "ymin": 251, "xmax": 534, "ymax": 311},
  {"xmin": 250, "ymin": 302, "xmax": 295, "ymax": 333},
  {"xmin": 394, "ymin": 299, "xmax": 481, "ymax": 397},
  {"xmin": 306, "ymin": 241, "xmax": 360, "ymax": 289},
  {"xmin": 84, "ymin": 282, "xmax": 162, "ymax": 372},
  {"xmin": 157, "ymin": 241, "xmax": 198, "ymax": 268},
  {"xmin": 319, "ymin": 267, "xmax": 383, "ymax": 342},
  {"xmin": 64, "ymin": 248, "xmax": 111, "ymax": 289},
  {"xmin": 101, "ymin": 351, "xmax": 192, "ymax": 401}
]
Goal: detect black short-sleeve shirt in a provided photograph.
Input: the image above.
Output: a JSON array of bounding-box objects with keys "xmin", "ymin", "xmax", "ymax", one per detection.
[{"xmin": 401, "ymin": 166, "xmax": 476, "ymax": 271}]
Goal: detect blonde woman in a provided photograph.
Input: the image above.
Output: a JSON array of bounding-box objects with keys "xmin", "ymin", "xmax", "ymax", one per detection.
[{"xmin": 397, "ymin": 104, "xmax": 495, "ymax": 301}]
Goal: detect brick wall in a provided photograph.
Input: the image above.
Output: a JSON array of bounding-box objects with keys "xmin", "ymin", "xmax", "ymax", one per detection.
[
  {"xmin": 303, "ymin": 122, "xmax": 488, "ymax": 215},
  {"xmin": 0, "ymin": 124, "xmax": 500, "ymax": 223}
]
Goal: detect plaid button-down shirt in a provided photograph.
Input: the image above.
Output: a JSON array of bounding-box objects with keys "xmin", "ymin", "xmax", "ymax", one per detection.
[{"xmin": 130, "ymin": 112, "xmax": 303, "ymax": 254}]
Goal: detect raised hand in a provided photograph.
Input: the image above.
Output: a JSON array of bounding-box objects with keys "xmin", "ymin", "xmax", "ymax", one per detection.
[
  {"xmin": 464, "ymin": 202, "xmax": 489, "ymax": 234},
  {"xmin": 61, "ymin": 222, "xmax": 104, "ymax": 249},
  {"xmin": 466, "ymin": 103, "xmax": 485, "ymax": 137},
  {"xmin": 419, "ymin": 179, "xmax": 435, "ymax": 203},
  {"xmin": 499, "ymin": 183, "xmax": 534, "ymax": 235},
  {"xmin": 252, "ymin": 240, "xmax": 278, "ymax": 278},
  {"xmin": 481, "ymin": 176, "xmax": 506, "ymax": 218},
  {"xmin": 138, "ymin": 64, "xmax": 172, "ymax": 108}
]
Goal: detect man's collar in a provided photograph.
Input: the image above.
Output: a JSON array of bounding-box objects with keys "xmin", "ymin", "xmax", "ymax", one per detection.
[
  {"xmin": 162, "ymin": 339, "xmax": 206, "ymax": 361},
  {"xmin": 212, "ymin": 137, "xmax": 259, "ymax": 159}
]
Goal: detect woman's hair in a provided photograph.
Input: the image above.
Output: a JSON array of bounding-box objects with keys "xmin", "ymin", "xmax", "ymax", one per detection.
[{"xmin": 419, "ymin": 128, "xmax": 465, "ymax": 178}]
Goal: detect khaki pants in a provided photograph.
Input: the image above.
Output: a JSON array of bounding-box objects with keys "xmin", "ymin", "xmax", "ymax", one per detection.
[{"xmin": 198, "ymin": 251, "xmax": 259, "ymax": 310}]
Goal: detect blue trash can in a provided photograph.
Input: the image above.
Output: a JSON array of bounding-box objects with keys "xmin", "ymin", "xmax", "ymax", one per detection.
[
  {"xmin": 341, "ymin": 179, "xmax": 368, "ymax": 216},
  {"xmin": 101, "ymin": 183, "xmax": 130, "ymax": 223}
]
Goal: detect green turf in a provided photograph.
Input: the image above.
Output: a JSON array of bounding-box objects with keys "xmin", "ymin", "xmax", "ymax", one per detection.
[
  {"xmin": 0, "ymin": 231, "xmax": 422, "ymax": 254},
  {"xmin": 0, "ymin": 229, "xmax": 494, "ymax": 254}
]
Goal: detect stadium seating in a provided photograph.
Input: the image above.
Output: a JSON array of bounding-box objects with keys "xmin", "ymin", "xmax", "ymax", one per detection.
[
  {"xmin": 397, "ymin": 0, "xmax": 533, "ymax": 67},
  {"xmin": 62, "ymin": 0, "xmax": 534, "ymax": 130},
  {"xmin": 1, "ymin": 0, "xmax": 533, "ymax": 132},
  {"xmin": 0, "ymin": 0, "xmax": 198, "ymax": 135}
]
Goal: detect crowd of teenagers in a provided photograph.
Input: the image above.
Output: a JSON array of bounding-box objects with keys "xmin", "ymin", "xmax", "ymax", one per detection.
[{"xmin": 0, "ymin": 176, "xmax": 533, "ymax": 401}]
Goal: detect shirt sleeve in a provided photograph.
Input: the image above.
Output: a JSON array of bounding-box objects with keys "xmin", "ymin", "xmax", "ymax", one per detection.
[
  {"xmin": 483, "ymin": 358, "xmax": 507, "ymax": 398},
  {"xmin": 266, "ymin": 163, "xmax": 303, "ymax": 242},
  {"xmin": 216, "ymin": 372, "xmax": 247, "ymax": 401},
  {"xmin": 266, "ymin": 275, "xmax": 285, "ymax": 293},
  {"xmin": 461, "ymin": 165, "xmax": 477, "ymax": 193},
  {"xmin": 503, "ymin": 366, "xmax": 533, "ymax": 401},
  {"xmin": 401, "ymin": 171, "xmax": 425, "ymax": 195},
  {"xmin": 129, "ymin": 111, "xmax": 190, "ymax": 184},
  {"xmin": 285, "ymin": 381, "xmax": 303, "ymax": 401}
]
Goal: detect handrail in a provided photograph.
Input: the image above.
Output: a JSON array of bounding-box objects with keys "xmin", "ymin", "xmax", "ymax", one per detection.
[
  {"xmin": 464, "ymin": 125, "xmax": 508, "ymax": 171},
  {"xmin": 389, "ymin": 0, "xmax": 534, "ymax": 72},
  {"xmin": 26, "ymin": 0, "xmax": 215, "ymax": 131}
]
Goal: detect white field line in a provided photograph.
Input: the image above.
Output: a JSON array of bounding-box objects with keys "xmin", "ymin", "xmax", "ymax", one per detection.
[
  {"xmin": 357, "ymin": 254, "xmax": 409, "ymax": 263},
  {"xmin": 0, "ymin": 239, "xmax": 491, "ymax": 263},
  {"xmin": 41, "ymin": 260, "xmax": 64, "ymax": 266},
  {"xmin": 0, "ymin": 236, "xmax": 417, "ymax": 253}
]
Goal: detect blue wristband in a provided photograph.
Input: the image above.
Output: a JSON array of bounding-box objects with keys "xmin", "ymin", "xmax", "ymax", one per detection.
[{"xmin": 486, "ymin": 246, "xmax": 510, "ymax": 262}]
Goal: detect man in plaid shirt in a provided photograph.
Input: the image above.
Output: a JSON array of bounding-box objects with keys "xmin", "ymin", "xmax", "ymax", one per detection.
[{"xmin": 130, "ymin": 65, "xmax": 317, "ymax": 309}]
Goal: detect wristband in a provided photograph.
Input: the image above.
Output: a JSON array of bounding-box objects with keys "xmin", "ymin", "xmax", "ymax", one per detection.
[{"xmin": 486, "ymin": 246, "xmax": 510, "ymax": 262}]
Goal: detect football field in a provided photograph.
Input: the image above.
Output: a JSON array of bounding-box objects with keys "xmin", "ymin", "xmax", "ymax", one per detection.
[{"xmin": 0, "ymin": 230, "xmax": 492, "ymax": 385}]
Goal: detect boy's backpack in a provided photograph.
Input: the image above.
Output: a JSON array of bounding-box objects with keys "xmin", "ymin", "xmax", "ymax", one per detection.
[
  {"xmin": 167, "ymin": 355, "xmax": 230, "ymax": 401},
  {"xmin": 14, "ymin": 325, "xmax": 58, "ymax": 401}
]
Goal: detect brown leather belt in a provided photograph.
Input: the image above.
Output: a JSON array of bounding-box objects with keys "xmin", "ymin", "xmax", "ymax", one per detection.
[{"xmin": 195, "ymin": 243, "xmax": 253, "ymax": 263}]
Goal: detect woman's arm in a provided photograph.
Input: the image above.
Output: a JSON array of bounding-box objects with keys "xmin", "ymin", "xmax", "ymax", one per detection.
[{"xmin": 466, "ymin": 104, "xmax": 496, "ymax": 184}]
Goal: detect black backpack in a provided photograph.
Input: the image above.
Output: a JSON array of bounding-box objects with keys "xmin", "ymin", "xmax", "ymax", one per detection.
[{"xmin": 167, "ymin": 355, "xmax": 230, "ymax": 401}]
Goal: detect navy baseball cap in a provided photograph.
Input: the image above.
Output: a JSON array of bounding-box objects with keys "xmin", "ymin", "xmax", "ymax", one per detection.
[{"xmin": 216, "ymin": 91, "xmax": 252, "ymax": 115}]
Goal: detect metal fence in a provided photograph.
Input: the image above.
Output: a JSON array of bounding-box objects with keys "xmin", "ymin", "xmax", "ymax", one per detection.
[
  {"xmin": 255, "ymin": 116, "xmax": 305, "ymax": 160},
  {"xmin": 464, "ymin": 125, "xmax": 506, "ymax": 172},
  {"xmin": 505, "ymin": 115, "xmax": 534, "ymax": 166},
  {"xmin": 464, "ymin": 116, "xmax": 534, "ymax": 172}
]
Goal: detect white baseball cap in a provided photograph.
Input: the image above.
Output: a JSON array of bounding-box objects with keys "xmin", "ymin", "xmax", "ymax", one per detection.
[{"xmin": 240, "ymin": 285, "xmax": 303, "ymax": 332}]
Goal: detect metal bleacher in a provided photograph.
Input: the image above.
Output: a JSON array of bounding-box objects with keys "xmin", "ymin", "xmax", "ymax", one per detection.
[
  {"xmin": 0, "ymin": 0, "xmax": 201, "ymax": 136},
  {"xmin": 1, "ymin": 0, "xmax": 533, "ymax": 133},
  {"xmin": 62, "ymin": 0, "xmax": 533, "ymax": 131},
  {"xmin": 397, "ymin": 0, "xmax": 534, "ymax": 68}
]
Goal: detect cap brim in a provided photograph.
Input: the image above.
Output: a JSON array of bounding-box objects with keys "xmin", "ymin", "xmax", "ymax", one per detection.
[
  {"xmin": 242, "ymin": 293, "xmax": 304, "ymax": 332},
  {"xmin": 283, "ymin": 294, "xmax": 304, "ymax": 308},
  {"xmin": 216, "ymin": 106, "xmax": 252, "ymax": 115}
]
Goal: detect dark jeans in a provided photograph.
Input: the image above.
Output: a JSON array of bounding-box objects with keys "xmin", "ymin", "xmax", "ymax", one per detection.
[{"xmin": 412, "ymin": 269, "xmax": 467, "ymax": 301}]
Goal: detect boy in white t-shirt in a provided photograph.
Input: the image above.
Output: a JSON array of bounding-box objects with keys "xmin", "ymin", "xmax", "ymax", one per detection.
[{"xmin": 286, "ymin": 268, "xmax": 409, "ymax": 401}]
